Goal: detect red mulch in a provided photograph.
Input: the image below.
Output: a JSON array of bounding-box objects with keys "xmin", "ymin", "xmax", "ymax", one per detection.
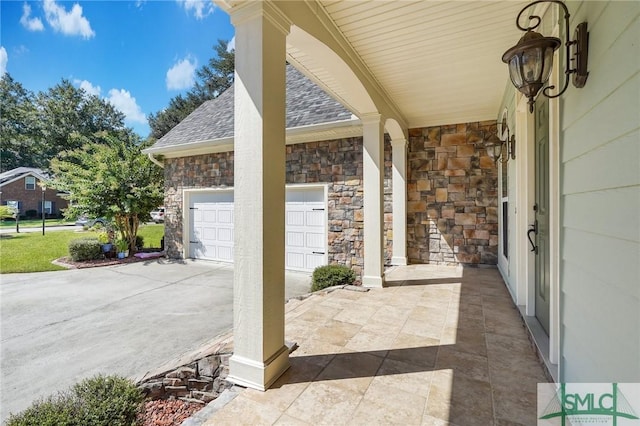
[
  {"xmin": 138, "ymin": 399, "xmax": 203, "ymax": 426},
  {"xmin": 54, "ymin": 254, "xmax": 157, "ymax": 269}
]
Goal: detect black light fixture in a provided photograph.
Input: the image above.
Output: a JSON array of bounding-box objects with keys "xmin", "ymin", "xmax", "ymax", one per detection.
[
  {"xmin": 502, "ymin": 0, "xmax": 589, "ymax": 113},
  {"xmin": 485, "ymin": 109, "xmax": 516, "ymax": 163}
]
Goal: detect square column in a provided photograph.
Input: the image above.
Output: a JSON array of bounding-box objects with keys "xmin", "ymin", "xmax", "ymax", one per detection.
[
  {"xmin": 391, "ymin": 138, "xmax": 408, "ymax": 265},
  {"xmin": 227, "ymin": 2, "xmax": 290, "ymax": 391},
  {"xmin": 362, "ymin": 113, "xmax": 385, "ymax": 288}
]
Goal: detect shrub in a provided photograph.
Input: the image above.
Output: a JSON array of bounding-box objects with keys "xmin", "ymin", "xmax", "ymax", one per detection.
[
  {"xmin": 96, "ymin": 231, "xmax": 110, "ymax": 244},
  {"xmin": 72, "ymin": 375, "xmax": 144, "ymax": 425},
  {"xmin": 311, "ymin": 264, "xmax": 356, "ymax": 292},
  {"xmin": 68, "ymin": 238, "xmax": 102, "ymax": 262},
  {"xmin": 6, "ymin": 393, "xmax": 78, "ymax": 426},
  {"xmin": 25, "ymin": 209, "xmax": 38, "ymax": 218},
  {"xmin": 6, "ymin": 375, "xmax": 143, "ymax": 426},
  {"xmin": 135, "ymin": 235, "xmax": 144, "ymax": 249}
]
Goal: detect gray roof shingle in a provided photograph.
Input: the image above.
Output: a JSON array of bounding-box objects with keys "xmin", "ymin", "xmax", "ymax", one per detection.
[{"xmin": 150, "ymin": 65, "xmax": 353, "ymax": 150}]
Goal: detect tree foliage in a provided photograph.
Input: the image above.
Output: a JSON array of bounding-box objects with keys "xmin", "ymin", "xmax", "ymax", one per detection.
[
  {"xmin": 50, "ymin": 132, "xmax": 163, "ymax": 255},
  {"xmin": 148, "ymin": 39, "xmax": 234, "ymax": 140},
  {"xmin": 0, "ymin": 74, "xmax": 125, "ymax": 172},
  {"xmin": 0, "ymin": 74, "xmax": 39, "ymax": 171}
]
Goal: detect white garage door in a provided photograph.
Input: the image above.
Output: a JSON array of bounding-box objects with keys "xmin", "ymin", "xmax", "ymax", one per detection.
[
  {"xmin": 285, "ymin": 188, "xmax": 326, "ymax": 272},
  {"xmin": 189, "ymin": 192, "xmax": 234, "ymax": 262},
  {"xmin": 188, "ymin": 187, "xmax": 326, "ymax": 272}
]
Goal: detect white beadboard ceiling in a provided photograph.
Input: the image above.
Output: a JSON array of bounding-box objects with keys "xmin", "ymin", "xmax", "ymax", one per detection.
[{"xmin": 305, "ymin": 0, "xmax": 529, "ymax": 128}]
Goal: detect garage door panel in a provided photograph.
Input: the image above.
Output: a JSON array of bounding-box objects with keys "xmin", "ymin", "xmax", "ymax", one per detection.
[
  {"xmin": 286, "ymin": 252, "xmax": 305, "ymax": 270},
  {"xmin": 287, "ymin": 211, "xmax": 305, "ymax": 227},
  {"xmin": 287, "ymin": 231, "xmax": 304, "ymax": 247},
  {"xmin": 218, "ymin": 228, "xmax": 233, "ymax": 243},
  {"xmin": 306, "ymin": 253, "xmax": 325, "ymax": 271},
  {"xmin": 306, "ymin": 233, "xmax": 325, "ymax": 249},
  {"xmin": 305, "ymin": 210, "xmax": 324, "ymax": 227}
]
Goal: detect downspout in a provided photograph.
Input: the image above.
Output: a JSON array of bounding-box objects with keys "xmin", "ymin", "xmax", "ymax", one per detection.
[{"xmin": 147, "ymin": 153, "xmax": 164, "ymax": 169}]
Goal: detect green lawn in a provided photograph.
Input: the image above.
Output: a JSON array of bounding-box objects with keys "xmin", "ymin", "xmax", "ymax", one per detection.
[{"xmin": 0, "ymin": 224, "xmax": 164, "ymax": 274}]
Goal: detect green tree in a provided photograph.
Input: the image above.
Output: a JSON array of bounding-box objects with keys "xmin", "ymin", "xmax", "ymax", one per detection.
[
  {"xmin": 34, "ymin": 80, "xmax": 126, "ymax": 167},
  {"xmin": 148, "ymin": 39, "xmax": 234, "ymax": 140},
  {"xmin": 0, "ymin": 205, "xmax": 17, "ymax": 220},
  {"xmin": 0, "ymin": 74, "xmax": 39, "ymax": 171},
  {"xmin": 50, "ymin": 132, "xmax": 163, "ymax": 256},
  {"xmin": 1, "ymin": 75, "xmax": 127, "ymax": 171}
]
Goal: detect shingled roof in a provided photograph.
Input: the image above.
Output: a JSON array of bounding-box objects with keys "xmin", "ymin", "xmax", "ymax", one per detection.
[{"xmin": 149, "ymin": 65, "xmax": 354, "ymax": 151}]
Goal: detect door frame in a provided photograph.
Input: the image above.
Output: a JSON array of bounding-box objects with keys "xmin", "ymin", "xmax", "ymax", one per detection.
[{"xmin": 513, "ymin": 26, "xmax": 561, "ymax": 376}]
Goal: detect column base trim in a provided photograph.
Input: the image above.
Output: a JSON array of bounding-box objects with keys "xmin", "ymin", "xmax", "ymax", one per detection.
[
  {"xmin": 226, "ymin": 345, "xmax": 290, "ymax": 391},
  {"xmin": 391, "ymin": 256, "xmax": 408, "ymax": 266},
  {"xmin": 362, "ymin": 274, "xmax": 385, "ymax": 288}
]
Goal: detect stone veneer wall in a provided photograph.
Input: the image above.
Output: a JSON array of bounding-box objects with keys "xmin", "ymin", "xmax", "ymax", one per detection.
[
  {"xmin": 406, "ymin": 121, "xmax": 499, "ymax": 265},
  {"xmin": 163, "ymin": 138, "xmax": 393, "ymax": 279}
]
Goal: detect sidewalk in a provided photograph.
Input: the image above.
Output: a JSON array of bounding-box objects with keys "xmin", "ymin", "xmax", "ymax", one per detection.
[{"xmin": 201, "ymin": 265, "xmax": 549, "ymax": 425}]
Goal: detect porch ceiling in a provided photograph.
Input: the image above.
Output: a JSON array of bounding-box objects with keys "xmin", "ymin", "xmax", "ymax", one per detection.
[{"xmin": 310, "ymin": 0, "xmax": 528, "ymax": 128}]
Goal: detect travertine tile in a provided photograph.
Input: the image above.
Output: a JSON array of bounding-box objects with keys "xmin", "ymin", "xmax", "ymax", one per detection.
[
  {"xmin": 351, "ymin": 381, "xmax": 426, "ymax": 425},
  {"xmin": 284, "ymin": 382, "xmax": 363, "ymax": 425},
  {"xmin": 426, "ymin": 369, "xmax": 494, "ymax": 426},
  {"xmin": 315, "ymin": 350, "xmax": 383, "ymax": 394},
  {"xmin": 372, "ymin": 357, "xmax": 434, "ymax": 398},
  {"xmin": 202, "ymin": 394, "xmax": 283, "ymax": 425},
  {"xmin": 312, "ymin": 319, "xmax": 362, "ymax": 346},
  {"xmin": 435, "ymin": 346, "xmax": 490, "ymax": 382},
  {"xmin": 273, "ymin": 413, "xmax": 313, "ymax": 425},
  {"xmin": 332, "ymin": 303, "xmax": 379, "ymax": 325},
  {"xmin": 344, "ymin": 328, "xmax": 395, "ymax": 354}
]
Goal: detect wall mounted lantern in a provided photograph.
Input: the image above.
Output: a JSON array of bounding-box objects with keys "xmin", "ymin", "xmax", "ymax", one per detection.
[
  {"xmin": 502, "ymin": 0, "xmax": 589, "ymax": 113},
  {"xmin": 485, "ymin": 109, "xmax": 516, "ymax": 163}
]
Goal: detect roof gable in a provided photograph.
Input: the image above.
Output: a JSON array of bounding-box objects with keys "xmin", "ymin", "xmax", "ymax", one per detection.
[{"xmin": 0, "ymin": 167, "xmax": 49, "ymax": 187}]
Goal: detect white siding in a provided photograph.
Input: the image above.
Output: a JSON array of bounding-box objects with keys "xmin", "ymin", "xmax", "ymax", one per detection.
[{"xmin": 560, "ymin": 1, "xmax": 640, "ymax": 382}]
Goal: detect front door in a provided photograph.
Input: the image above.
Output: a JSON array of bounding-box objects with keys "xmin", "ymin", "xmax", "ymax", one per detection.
[{"xmin": 534, "ymin": 96, "xmax": 551, "ymax": 335}]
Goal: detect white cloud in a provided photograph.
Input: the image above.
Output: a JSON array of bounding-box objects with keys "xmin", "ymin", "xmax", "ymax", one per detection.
[
  {"xmin": 107, "ymin": 89, "xmax": 147, "ymax": 124},
  {"xmin": 176, "ymin": 0, "xmax": 215, "ymax": 20},
  {"xmin": 0, "ymin": 47, "xmax": 7, "ymax": 76},
  {"xmin": 166, "ymin": 57, "xmax": 197, "ymax": 91},
  {"xmin": 20, "ymin": 3, "xmax": 44, "ymax": 32},
  {"xmin": 226, "ymin": 36, "xmax": 235, "ymax": 52},
  {"xmin": 44, "ymin": 0, "xmax": 95, "ymax": 39},
  {"xmin": 74, "ymin": 79, "xmax": 101, "ymax": 97}
]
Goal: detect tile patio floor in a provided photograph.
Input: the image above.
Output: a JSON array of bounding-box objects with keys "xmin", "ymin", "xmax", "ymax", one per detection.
[{"xmin": 203, "ymin": 265, "xmax": 550, "ymax": 425}]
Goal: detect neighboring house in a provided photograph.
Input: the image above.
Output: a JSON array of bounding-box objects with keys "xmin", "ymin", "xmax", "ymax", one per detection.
[
  {"xmin": 0, "ymin": 167, "xmax": 68, "ymax": 218},
  {"xmin": 146, "ymin": 0, "xmax": 639, "ymax": 392}
]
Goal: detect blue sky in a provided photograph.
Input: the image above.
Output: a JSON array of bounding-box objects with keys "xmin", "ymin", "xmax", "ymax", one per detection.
[{"xmin": 0, "ymin": 0, "xmax": 235, "ymax": 137}]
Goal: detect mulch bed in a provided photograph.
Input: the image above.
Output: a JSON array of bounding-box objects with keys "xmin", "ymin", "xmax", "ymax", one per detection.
[
  {"xmin": 54, "ymin": 252, "xmax": 164, "ymax": 269},
  {"xmin": 138, "ymin": 399, "xmax": 203, "ymax": 426}
]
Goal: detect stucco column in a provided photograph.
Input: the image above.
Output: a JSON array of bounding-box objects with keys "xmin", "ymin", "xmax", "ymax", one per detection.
[
  {"xmin": 362, "ymin": 113, "xmax": 385, "ymax": 288},
  {"xmin": 227, "ymin": 2, "xmax": 290, "ymax": 391},
  {"xmin": 391, "ymin": 138, "xmax": 408, "ymax": 265}
]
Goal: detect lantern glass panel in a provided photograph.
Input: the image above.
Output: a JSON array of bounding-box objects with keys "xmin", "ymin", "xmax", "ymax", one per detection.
[
  {"xmin": 522, "ymin": 47, "xmax": 543, "ymax": 83},
  {"xmin": 540, "ymin": 46, "xmax": 555, "ymax": 85},
  {"xmin": 508, "ymin": 55, "xmax": 523, "ymax": 88}
]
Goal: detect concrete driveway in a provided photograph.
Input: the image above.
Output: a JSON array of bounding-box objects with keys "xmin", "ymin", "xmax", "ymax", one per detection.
[{"xmin": 0, "ymin": 259, "xmax": 312, "ymax": 421}]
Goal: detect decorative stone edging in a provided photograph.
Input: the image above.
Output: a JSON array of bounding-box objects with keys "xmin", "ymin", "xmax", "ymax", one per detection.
[{"xmin": 135, "ymin": 332, "xmax": 234, "ymax": 405}]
